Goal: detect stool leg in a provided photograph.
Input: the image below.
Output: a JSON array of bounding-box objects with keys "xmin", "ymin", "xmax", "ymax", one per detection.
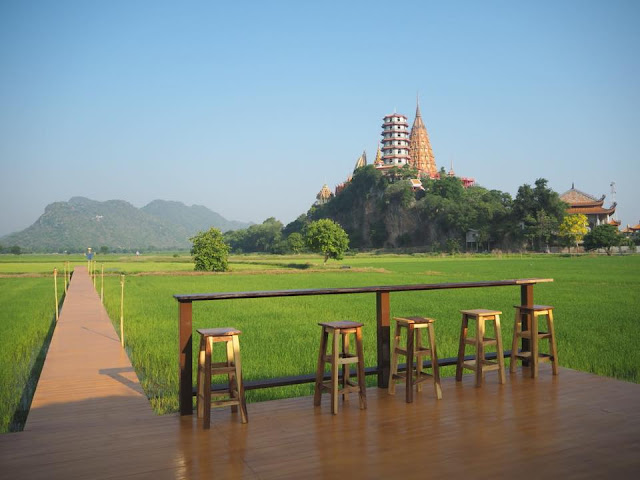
[
  {"xmin": 388, "ymin": 323, "xmax": 402, "ymax": 395},
  {"xmin": 427, "ymin": 323, "xmax": 442, "ymax": 400},
  {"xmin": 314, "ymin": 327, "xmax": 329, "ymax": 406},
  {"xmin": 547, "ymin": 310, "xmax": 559, "ymax": 375},
  {"xmin": 456, "ymin": 314, "xmax": 468, "ymax": 381},
  {"xmin": 231, "ymin": 335, "xmax": 248, "ymax": 423},
  {"xmin": 203, "ymin": 337, "xmax": 213, "ymax": 429},
  {"xmin": 355, "ymin": 326, "xmax": 367, "ymax": 410},
  {"xmin": 330, "ymin": 328, "xmax": 340, "ymax": 415},
  {"xmin": 510, "ymin": 308, "xmax": 521, "ymax": 373},
  {"xmin": 531, "ymin": 312, "xmax": 539, "ymax": 378},
  {"xmin": 197, "ymin": 336, "xmax": 206, "ymax": 418},
  {"xmin": 342, "ymin": 331, "xmax": 350, "ymax": 401},
  {"xmin": 226, "ymin": 338, "xmax": 238, "ymax": 413},
  {"xmin": 405, "ymin": 323, "xmax": 415, "ymax": 403},
  {"xmin": 415, "ymin": 328, "xmax": 424, "ymax": 393},
  {"xmin": 475, "ymin": 317, "xmax": 484, "ymax": 387},
  {"xmin": 494, "ymin": 315, "xmax": 506, "ymax": 385}
]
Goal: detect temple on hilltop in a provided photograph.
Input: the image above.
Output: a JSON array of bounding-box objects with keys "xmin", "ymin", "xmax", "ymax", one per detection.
[
  {"xmin": 315, "ymin": 184, "xmax": 332, "ymax": 205},
  {"xmin": 560, "ymin": 184, "xmax": 619, "ymax": 229},
  {"xmin": 316, "ymin": 98, "xmax": 475, "ymax": 201}
]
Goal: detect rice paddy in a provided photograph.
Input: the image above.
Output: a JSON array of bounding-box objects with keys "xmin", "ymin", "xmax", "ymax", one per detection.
[{"xmin": 1, "ymin": 252, "xmax": 638, "ymax": 430}]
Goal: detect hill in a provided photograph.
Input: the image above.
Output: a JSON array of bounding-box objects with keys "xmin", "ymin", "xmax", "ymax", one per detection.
[
  {"xmin": 0, "ymin": 197, "xmax": 250, "ymax": 253},
  {"xmin": 141, "ymin": 200, "xmax": 249, "ymax": 234}
]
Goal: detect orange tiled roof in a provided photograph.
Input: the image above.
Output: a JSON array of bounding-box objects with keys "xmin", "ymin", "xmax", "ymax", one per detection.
[
  {"xmin": 567, "ymin": 206, "xmax": 616, "ymax": 215},
  {"xmin": 560, "ymin": 187, "xmax": 604, "ymax": 206}
]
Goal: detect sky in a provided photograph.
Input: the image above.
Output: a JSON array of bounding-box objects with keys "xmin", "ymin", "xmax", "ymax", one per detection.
[{"xmin": 1, "ymin": 0, "xmax": 639, "ymax": 237}]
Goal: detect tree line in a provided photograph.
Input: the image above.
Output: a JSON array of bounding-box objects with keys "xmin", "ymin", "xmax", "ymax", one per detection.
[{"xmin": 217, "ymin": 165, "xmax": 636, "ymax": 255}]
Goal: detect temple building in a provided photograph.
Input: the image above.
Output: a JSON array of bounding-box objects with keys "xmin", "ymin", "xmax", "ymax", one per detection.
[
  {"xmin": 560, "ymin": 184, "xmax": 619, "ymax": 229},
  {"xmin": 315, "ymin": 184, "xmax": 332, "ymax": 205},
  {"xmin": 408, "ymin": 101, "xmax": 438, "ymax": 178},
  {"xmin": 316, "ymin": 98, "xmax": 475, "ymax": 201},
  {"xmin": 379, "ymin": 113, "xmax": 410, "ymax": 170}
]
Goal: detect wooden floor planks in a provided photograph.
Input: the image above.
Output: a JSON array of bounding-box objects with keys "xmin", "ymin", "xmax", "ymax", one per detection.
[{"xmin": 1, "ymin": 266, "xmax": 639, "ymax": 479}]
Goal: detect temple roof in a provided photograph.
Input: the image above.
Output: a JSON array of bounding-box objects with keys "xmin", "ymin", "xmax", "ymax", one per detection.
[
  {"xmin": 354, "ymin": 150, "xmax": 367, "ymax": 171},
  {"xmin": 409, "ymin": 99, "xmax": 437, "ymax": 176},
  {"xmin": 566, "ymin": 203, "xmax": 616, "ymax": 216},
  {"xmin": 560, "ymin": 186, "xmax": 605, "ymax": 206},
  {"xmin": 316, "ymin": 184, "xmax": 332, "ymax": 201}
]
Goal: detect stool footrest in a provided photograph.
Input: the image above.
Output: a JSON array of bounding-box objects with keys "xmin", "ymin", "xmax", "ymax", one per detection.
[
  {"xmin": 462, "ymin": 359, "xmax": 501, "ymax": 371},
  {"xmin": 464, "ymin": 337, "xmax": 497, "ymax": 346}
]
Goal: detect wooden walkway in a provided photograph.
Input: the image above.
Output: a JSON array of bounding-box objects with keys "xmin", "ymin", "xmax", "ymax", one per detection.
[{"xmin": 1, "ymin": 266, "xmax": 639, "ymax": 479}]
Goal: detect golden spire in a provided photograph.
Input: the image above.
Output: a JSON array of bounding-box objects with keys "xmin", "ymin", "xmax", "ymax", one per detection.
[
  {"xmin": 374, "ymin": 142, "xmax": 383, "ymax": 166},
  {"xmin": 409, "ymin": 96, "xmax": 437, "ymax": 178},
  {"xmin": 354, "ymin": 150, "xmax": 367, "ymax": 171}
]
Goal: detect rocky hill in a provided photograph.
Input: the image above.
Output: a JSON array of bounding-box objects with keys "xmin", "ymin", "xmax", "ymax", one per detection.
[{"xmin": 0, "ymin": 197, "xmax": 250, "ymax": 253}]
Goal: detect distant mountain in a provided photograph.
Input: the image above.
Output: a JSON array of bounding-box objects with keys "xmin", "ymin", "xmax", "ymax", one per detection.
[
  {"xmin": 141, "ymin": 200, "xmax": 250, "ymax": 234},
  {"xmin": 0, "ymin": 197, "xmax": 251, "ymax": 253}
]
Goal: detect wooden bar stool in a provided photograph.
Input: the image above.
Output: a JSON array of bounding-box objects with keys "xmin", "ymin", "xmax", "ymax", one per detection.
[
  {"xmin": 511, "ymin": 305, "xmax": 558, "ymax": 378},
  {"xmin": 456, "ymin": 309, "xmax": 506, "ymax": 387},
  {"xmin": 314, "ymin": 321, "xmax": 367, "ymax": 415},
  {"xmin": 389, "ymin": 316, "xmax": 442, "ymax": 403},
  {"xmin": 196, "ymin": 327, "xmax": 248, "ymax": 428}
]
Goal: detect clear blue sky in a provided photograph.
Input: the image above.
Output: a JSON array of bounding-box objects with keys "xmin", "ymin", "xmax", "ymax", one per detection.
[{"xmin": 1, "ymin": 0, "xmax": 639, "ymax": 236}]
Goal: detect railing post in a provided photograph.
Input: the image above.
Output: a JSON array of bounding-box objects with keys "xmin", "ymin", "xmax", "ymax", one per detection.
[
  {"xmin": 376, "ymin": 291, "xmax": 391, "ymax": 388},
  {"xmin": 520, "ymin": 283, "xmax": 534, "ymax": 365},
  {"xmin": 179, "ymin": 301, "xmax": 193, "ymax": 415}
]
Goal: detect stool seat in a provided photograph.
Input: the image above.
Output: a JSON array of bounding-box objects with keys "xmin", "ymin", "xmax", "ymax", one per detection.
[
  {"xmin": 197, "ymin": 327, "xmax": 241, "ymax": 337},
  {"xmin": 456, "ymin": 309, "xmax": 506, "ymax": 387},
  {"xmin": 394, "ymin": 316, "xmax": 435, "ymax": 324},
  {"xmin": 196, "ymin": 327, "xmax": 247, "ymax": 428},
  {"xmin": 389, "ymin": 316, "xmax": 442, "ymax": 403},
  {"xmin": 511, "ymin": 305, "xmax": 558, "ymax": 377},
  {"xmin": 318, "ymin": 321, "xmax": 364, "ymax": 329},
  {"xmin": 314, "ymin": 321, "xmax": 366, "ymax": 414},
  {"xmin": 460, "ymin": 309, "xmax": 502, "ymax": 316}
]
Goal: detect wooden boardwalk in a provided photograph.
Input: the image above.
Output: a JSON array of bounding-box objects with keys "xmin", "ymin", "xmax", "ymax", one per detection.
[{"xmin": 1, "ymin": 266, "xmax": 639, "ymax": 479}]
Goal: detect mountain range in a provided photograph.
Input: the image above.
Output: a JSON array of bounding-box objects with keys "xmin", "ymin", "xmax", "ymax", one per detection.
[{"xmin": 0, "ymin": 197, "xmax": 251, "ymax": 253}]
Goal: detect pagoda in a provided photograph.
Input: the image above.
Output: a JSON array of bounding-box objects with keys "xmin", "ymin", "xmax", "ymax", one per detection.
[
  {"xmin": 560, "ymin": 184, "xmax": 619, "ymax": 229},
  {"xmin": 315, "ymin": 184, "xmax": 333, "ymax": 205},
  {"xmin": 408, "ymin": 100, "xmax": 438, "ymax": 178},
  {"xmin": 379, "ymin": 113, "xmax": 410, "ymax": 170}
]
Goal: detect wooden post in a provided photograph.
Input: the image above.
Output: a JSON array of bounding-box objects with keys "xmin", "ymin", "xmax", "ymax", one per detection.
[
  {"xmin": 178, "ymin": 301, "xmax": 193, "ymax": 415},
  {"xmin": 120, "ymin": 274, "xmax": 125, "ymax": 348},
  {"xmin": 520, "ymin": 283, "xmax": 534, "ymax": 366},
  {"xmin": 93, "ymin": 261, "xmax": 97, "ymax": 288},
  {"xmin": 376, "ymin": 291, "xmax": 391, "ymax": 388},
  {"xmin": 53, "ymin": 268, "xmax": 59, "ymax": 322},
  {"xmin": 100, "ymin": 264, "xmax": 104, "ymax": 303}
]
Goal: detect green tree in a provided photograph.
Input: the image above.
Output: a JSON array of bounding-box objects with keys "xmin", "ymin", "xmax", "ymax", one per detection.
[
  {"xmin": 512, "ymin": 179, "xmax": 566, "ymax": 251},
  {"xmin": 287, "ymin": 232, "xmax": 305, "ymax": 254},
  {"xmin": 190, "ymin": 227, "xmax": 229, "ymax": 271},
  {"xmin": 583, "ymin": 224, "xmax": 620, "ymax": 256},
  {"xmin": 558, "ymin": 214, "xmax": 589, "ymax": 253},
  {"xmin": 306, "ymin": 219, "xmax": 349, "ymax": 263},
  {"xmin": 100, "ymin": 246, "xmax": 109, "ymax": 255},
  {"xmin": 9, "ymin": 245, "xmax": 21, "ymax": 255}
]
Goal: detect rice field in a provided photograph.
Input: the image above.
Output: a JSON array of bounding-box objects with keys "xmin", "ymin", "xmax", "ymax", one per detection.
[
  {"xmin": 98, "ymin": 254, "xmax": 640, "ymax": 415},
  {"xmin": 0, "ymin": 276, "xmax": 63, "ymax": 432},
  {"xmin": 1, "ymin": 252, "xmax": 638, "ymax": 428}
]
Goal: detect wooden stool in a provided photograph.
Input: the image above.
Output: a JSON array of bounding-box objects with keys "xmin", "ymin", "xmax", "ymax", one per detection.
[
  {"xmin": 456, "ymin": 309, "xmax": 506, "ymax": 387},
  {"xmin": 196, "ymin": 327, "xmax": 248, "ymax": 428},
  {"xmin": 511, "ymin": 305, "xmax": 558, "ymax": 377},
  {"xmin": 389, "ymin": 316, "xmax": 442, "ymax": 403},
  {"xmin": 314, "ymin": 321, "xmax": 367, "ymax": 414}
]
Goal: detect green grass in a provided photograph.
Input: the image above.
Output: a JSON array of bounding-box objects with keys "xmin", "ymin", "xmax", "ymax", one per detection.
[
  {"xmin": 99, "ymin": 254, "xmax": 640, "ymax": 415},
  {"xmin": 0, "ymin": 277, "xmax": 62, "ymax": 432},
  {"xmin": 2, "ymin": 253, "xmax": 638, "ymax": 426}
]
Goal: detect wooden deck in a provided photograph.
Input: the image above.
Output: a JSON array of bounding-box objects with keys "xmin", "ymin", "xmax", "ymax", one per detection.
[{"xmin": 1, "ymin": 267, "xmax": 639, "ymax": 479}]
